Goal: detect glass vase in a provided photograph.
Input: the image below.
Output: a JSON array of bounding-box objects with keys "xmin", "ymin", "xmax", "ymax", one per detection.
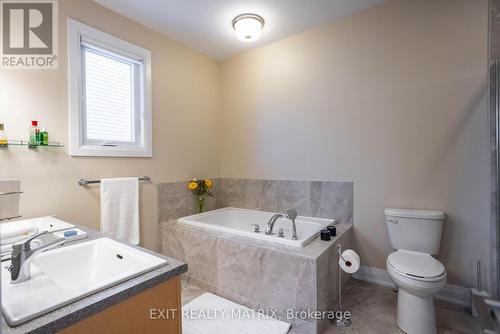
[{"xmin": 197, "ymin": 195, "xmax": 205, "ymax": 213}]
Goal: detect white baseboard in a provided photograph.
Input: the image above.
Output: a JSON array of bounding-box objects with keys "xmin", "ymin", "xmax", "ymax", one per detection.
[{"xmin": 352, "ymin": 265, "xmax": 471, "ymax": 308}]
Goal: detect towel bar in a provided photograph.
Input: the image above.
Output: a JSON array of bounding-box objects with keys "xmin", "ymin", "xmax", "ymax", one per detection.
[
  {"xmin": 78, "ymin": 176, "xmax": 151, "ymax": 186},
  {"xmin": 0, "ymin": 191, "xmax": 23, "ymax": 196}
]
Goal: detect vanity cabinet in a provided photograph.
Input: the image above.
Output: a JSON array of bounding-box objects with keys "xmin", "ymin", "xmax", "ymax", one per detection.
[{"xmin": 60, "ymin": 276, "xmax": 182, "ymax": 334}]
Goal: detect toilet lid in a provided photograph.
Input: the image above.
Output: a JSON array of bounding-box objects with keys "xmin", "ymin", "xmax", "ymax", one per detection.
[{"xmin": 388, "ymin": 250, "xmax": 445, "ymax": 278}]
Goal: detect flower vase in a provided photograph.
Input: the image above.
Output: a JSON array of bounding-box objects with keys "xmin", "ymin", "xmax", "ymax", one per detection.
[{"xmin": 197, "ymin": 196, "xmax": 205, "ymax": 213}]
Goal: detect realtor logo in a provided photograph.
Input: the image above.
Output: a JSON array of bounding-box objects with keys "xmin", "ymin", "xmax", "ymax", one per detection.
[{"xmin": 1, "ymin": 0, "xmax": 58, "ymax": 69}]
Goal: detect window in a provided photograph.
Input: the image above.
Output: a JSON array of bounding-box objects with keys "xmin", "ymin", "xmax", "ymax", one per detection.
[{"xmin": 68, "ymin": 19, "xmax": 152, "ymax": 157}]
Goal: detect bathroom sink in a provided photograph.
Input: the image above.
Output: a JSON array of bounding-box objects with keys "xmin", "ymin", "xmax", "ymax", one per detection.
[{"xmin": 1, "ymin": 238, "xmax": 167, "ymax": 326}]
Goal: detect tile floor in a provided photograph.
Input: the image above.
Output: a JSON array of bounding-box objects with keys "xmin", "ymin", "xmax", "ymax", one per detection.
[
  {"xmin": 181, "ymin": 279, "xmax": 207, "ymax": 306},
  {"xmin": 323, "ymin": 280, "xmax": 479, "ymax": 334},
  {"xmin": 181, "ymin": 277, "xmax": 480, "ymax": 334}
]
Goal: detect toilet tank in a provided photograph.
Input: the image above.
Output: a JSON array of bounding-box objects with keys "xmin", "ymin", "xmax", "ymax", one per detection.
[{"xmin": 385, "ymin": 208, "xmax": 444, "ymax": 255}]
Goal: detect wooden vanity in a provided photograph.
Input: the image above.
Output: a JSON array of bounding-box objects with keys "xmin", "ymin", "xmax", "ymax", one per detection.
[{"xmin": 61, "ymin": 276, "xmax": 182, "ymax": 334}]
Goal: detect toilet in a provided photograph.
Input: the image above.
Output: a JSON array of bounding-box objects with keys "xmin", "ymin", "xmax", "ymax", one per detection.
[{"xmin": 385, "ymin": 208, "xmax": 446, "ymax": 334}]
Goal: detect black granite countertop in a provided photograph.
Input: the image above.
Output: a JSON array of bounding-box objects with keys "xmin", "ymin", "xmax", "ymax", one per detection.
[{"xmin": 1, "ymin": 225, "xmax": 188, "ymax": 334}]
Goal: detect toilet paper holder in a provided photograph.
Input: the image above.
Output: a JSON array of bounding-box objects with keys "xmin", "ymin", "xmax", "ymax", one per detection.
[
  {"xmin": 338, "ymin": 245, "xmax": 352, "ymax": 268},
  {"xmin": 336, "ymin": 243, "xmax": 352, "ymax": 328}
]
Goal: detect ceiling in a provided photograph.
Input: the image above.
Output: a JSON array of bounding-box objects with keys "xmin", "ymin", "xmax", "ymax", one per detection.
[{"xmin": 94, "ymin": 0, "xmax": 386, "ymax": 61}]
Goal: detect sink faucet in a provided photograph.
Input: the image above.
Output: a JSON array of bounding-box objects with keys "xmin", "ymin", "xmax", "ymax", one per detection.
[
  {"xmin": 9, "ymin": 231, "xmax": 65, "ymax": 284},
  {"xmin": 265, "ymin": 209, "xmax": 299, "ymax": 240}
]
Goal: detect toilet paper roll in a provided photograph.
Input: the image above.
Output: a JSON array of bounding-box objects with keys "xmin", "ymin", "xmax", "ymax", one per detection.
[{"xmin": 339, "ymin": 249, "xmax": 360, "ymax": 274}]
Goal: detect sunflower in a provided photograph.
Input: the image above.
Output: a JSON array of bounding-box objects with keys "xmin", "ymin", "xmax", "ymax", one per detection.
[
  {"xmin": 188, "ymin": 181, "xmax": 198, "ymax": 190},
  {"xmin": 204, "ymin": 179, "xmax": 213, "ymax": 188}
]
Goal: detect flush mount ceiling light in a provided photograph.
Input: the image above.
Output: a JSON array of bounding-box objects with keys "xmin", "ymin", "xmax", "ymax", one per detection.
[{"xmin": 232, "ymin": 13, "xmax": 265, "ymax": 43}]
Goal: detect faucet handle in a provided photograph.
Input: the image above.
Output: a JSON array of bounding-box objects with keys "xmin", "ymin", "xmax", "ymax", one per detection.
[
  {"xmin": 12, "ymin": 230, "xmax": 48, "ymax": 251},
  {"xmin": 252, "ymin": 224, "xmax": 260, "ymax": 233},
  {"xmin": 278, "ymin": 228, "xmax": 284, "ymax": 238}
]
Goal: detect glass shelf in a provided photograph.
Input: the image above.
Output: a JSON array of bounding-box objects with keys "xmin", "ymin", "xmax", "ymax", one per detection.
[{"xmin": 0, "ymin": 140, "xmax": 64, "ymax": 149}]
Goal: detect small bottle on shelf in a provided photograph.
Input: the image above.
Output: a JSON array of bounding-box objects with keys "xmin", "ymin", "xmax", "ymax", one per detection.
[
  {"xmin": 0, "ymin": 123, "xmax": 7, "ymax": 146},
  {"xmin": 29, "ymin": 120, "xmax": 40, "ymax": 145},
  {"xmin": 40, "ymin": 126, "xmax": 48, "ymax": 146}
]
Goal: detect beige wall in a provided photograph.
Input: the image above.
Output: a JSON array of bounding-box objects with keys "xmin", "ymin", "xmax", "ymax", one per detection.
[
  {"xmin": 0, "ymin": 0, "xmax": 221, "ymax": 251},
  {"xmin": 0, "ymin": 0, "xmax": 490, "ymax": 288},
  {"xmin": 220, "ymin": 0, "xmax": 490, "ymax": 287}
]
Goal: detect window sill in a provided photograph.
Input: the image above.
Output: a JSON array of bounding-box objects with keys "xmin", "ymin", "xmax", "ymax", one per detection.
[{"xmin": 69, "ymin": 145, "xmax": 152, "ymax": 157}]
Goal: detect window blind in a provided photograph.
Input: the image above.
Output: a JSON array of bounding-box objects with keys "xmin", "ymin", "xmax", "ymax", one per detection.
[{"xmin": 83, "ymin": 45, "xmax": 136, "ymax": 143}]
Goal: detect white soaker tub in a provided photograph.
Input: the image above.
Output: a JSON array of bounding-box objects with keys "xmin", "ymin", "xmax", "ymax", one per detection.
[{"xmin": 178, "ymin": 207, "xmax": 334, "ymax": 247}]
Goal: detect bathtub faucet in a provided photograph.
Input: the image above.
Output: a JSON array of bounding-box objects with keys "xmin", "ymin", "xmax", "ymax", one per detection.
[
  {"xmin": 265, "ymin": 210, "xmax": 299, "ymax": 240},
  {"xmin": 265, "ymin": 214, "xmax": 283, "ymax": 235}
]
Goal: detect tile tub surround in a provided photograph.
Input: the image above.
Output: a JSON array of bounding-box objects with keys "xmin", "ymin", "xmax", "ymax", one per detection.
[
  {"xmin": 160, "ymin": 220, "xmax": 353, "ymax": 334},
  {"xmin": 157, "ymin": 178, "xmax": 354, "ymax": 333},
  {"xmin": 216, "ymin": 179, "xmax": 353, "ymax": 225},
  {"xmin": 157, "ymin": 178, "xmax": 353, "ymax": 225}
]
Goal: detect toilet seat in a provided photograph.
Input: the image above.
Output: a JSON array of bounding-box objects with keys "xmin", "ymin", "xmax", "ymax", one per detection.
[{"xmin": 387, "ymin": 250, "xmax": 445, "ymax": 281}]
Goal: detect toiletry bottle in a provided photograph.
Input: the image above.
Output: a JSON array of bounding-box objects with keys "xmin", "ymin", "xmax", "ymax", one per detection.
[
  {"xmin": 0, "ymin": 123, "xmax": 7, "ymax": 146},
  {"xmin": 40, "ymin": 126, "xmax": 48, "ymax": 146},
  {"xmin": 29, "ymin": 121, "xmax": 40, "ymax": 145},
  {"xmin": 35, "ymin": 123, "xmax": 40, "ymax": 144}
]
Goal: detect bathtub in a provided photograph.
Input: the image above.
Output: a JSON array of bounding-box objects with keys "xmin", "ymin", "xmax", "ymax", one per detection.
[{"xmin": 178, "ymin": 207, "xmax": 334, "ymax": 247}]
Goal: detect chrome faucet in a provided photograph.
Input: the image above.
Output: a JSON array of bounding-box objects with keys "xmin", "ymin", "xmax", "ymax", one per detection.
[
  {"xmin": 265, "ymin": 210, "xmax": 299, "ymax": 240},
  {"xmin": 265, "ymin": 214, "xmax": 283, "ymax": 235},
  {"xmin": 9, "ymin": 231, "xmax": 65, "ymax": 284}
]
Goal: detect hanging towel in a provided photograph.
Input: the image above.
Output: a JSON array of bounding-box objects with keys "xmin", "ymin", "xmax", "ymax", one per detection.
[{"xmin": 100, "ymin": 178, "xmax": 140, "ymax": 245}]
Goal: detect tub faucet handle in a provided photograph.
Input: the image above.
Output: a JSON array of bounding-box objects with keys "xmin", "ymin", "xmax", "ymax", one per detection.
[
  {"xmin": 278, "ymin": 228, "xmax": 284, "ymax": 238},
  {"xmin": 252, "ymin": 224, "xmax": 260, "ymax": 233}
]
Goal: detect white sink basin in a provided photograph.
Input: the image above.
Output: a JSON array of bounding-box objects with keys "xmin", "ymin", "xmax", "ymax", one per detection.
[{"xmin": 1, "ymin": 238, "xmax": 167, "ymax": 326}]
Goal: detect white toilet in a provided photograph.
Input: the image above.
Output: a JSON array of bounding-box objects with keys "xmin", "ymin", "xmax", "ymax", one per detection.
[{"xmin": 385, "ymin": 208, "xmax": 446, "ymax": 334}]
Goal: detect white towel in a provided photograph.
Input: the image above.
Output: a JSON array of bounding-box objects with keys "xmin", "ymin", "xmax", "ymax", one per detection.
[
  {"xmin": 100, "ymin": 178, "xmax": 140, "ymax": 245},
  {"xmin": 182, "ymin": 293, "xmax": 291, "ymax": 334}
]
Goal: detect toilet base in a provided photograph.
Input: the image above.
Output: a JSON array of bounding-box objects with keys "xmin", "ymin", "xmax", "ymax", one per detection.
[{"xmin": 396, "ymin": 289, "xmax": 437, "ymax": 334}]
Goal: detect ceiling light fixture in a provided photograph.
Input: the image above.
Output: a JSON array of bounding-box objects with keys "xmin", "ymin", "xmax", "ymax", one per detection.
[{"xmin": 232, "ymin": 13, "xmax": 265, "ymax": 43}]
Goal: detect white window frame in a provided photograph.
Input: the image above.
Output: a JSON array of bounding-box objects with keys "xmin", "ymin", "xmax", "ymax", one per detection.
[{"xmin": 68, "ymin": 19, "xmax": 152, "ymax": 157}]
